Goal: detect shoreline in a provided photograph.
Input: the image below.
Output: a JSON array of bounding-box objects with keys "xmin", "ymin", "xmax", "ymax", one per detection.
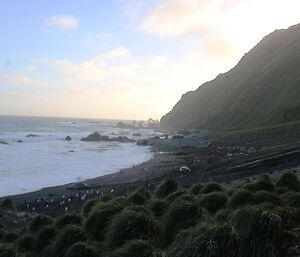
[{"xmin": 3, "ymin": 134, "xmax": 300, "ymax": 215}]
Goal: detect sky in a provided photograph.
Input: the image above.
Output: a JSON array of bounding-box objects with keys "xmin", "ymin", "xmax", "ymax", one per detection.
[{"xmin": 0, "ymin": 0, "xmax": 300, "ymax": 120}]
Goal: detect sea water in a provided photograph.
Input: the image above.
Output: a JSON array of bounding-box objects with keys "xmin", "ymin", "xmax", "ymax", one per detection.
[{"xmin": 0, "ymin": 116, "xmax": 153, "ymax": 197}]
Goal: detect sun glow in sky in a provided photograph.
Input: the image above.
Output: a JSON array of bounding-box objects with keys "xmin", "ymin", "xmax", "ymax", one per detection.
[{"xmin": 0, "ymin": 0, "xmax": 300, "ymax": 120}]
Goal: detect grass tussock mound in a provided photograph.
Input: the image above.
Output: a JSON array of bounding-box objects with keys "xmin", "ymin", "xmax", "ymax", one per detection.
[
  {"xmin": 200, "ymin": 183, "xmax": 223, "ymax": 194},
  {"xmin": 189, "ymin": 183, "xmax": 204, "ymax": 195},
  {"xmin": 1, "ymin": 171, "xmax": 299, "ymax": 257},
  {"xmin": 0, "ymin": 243, "xmax": 17, "ymax": 257},
  {"xmin": 29, "ymin": 215, "xmax": 53, "ymax": 233},
  {"xmin": 35, "ymin": 226, "xmax": 57, "ymax": 251},
  {"xmin": 82, "ymin": 199, "xmax": 99, "ymax": 217},
  {"xmin": 109, "ymin": 240, "xmax": 161, "ymax": 257},
  {"xmin": 64, "ymin": 242, "xmax": 99, "ymax": 257},
  {"xmin": 104, "ymin": 208, "xmax": 159, "ymax": 251},
  {"xmin": 231, "ymin": 207, "xmax": 285, "ymax": 257},
  {"xmin": 251, "ymin": 190, "xmax": 283, "ymax": 206},
  {"xmin": 162, "ymin": 197, "xmax": 208, "ymax": 246},
  {"xmin": 284, "ymin": 192, "xmax": 300, "ymax": 207},
  {"xmin": 55, "ymin": 212, "xmax": 82, "ymax": 228},
  {"xmin": 228, "ymin": 188, "xmax": 252, "ymax": 208},
  {"xmin": 276, "ymin": 172, "xmax": 300, "ymax": 191},
  {"xmin": 244, "ymin": 175, "xmax": 275, "ymax": 192},
  {"xmin": 17, "ymin": 234, "xmax": 34, "ymax": 251},
  {"xmin": 154, "ymin": 178, "xmax": 179, "ymax": 199},
  {"xmin": 198, "ymin": 192, "xmax": 228, "ymax": 213},
  {"xmin": 3, "ymin": 231, "xmax": 18, "ymax": 243},
  {"xmin": 84, "ymin": 201, "xmax": 125, "ymax": 241},
  {"xmin": 166, "ymin": 224, "xmax": 240, "ymax": 257},
  {"xmin": 51, "ymin": 225, "xmax": 86, "ymax": 257},
  {"xmin": 1, "ymin": 198, "xmax": 15, "ymax": 210},
  {"xmin": 149, "ymin": 199, "xmax": 168, "ymax": 219}
]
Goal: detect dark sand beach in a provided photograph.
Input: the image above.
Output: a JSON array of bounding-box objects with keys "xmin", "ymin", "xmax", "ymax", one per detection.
[{"xmin": 3, "ymin": 130, "xmax": 300, "ymax": 216}]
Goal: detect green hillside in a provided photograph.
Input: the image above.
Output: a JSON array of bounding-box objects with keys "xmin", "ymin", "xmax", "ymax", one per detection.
[{"xmin": 161, "ymin": 23, "xmax": 300, "ymax": 130}]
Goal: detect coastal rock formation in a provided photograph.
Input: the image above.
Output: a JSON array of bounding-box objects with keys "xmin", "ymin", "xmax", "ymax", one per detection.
[
  {"xmin": 81, "ymin": 132, "xmax": 135, "ymax": 143},
  {"xmin": 81, "ymin": 132, "xmax": 110, "ymax": 142},
  {"xmin": 26, "ymin": 134, "xmax": 38, "ymax": 138},
  {"xmin": 161, "ymin": 23, "xmax": 300, "ymax": 130},
  {"xmin": 0, "ymin": 140, "xmax": 8, "ymax": 145}
]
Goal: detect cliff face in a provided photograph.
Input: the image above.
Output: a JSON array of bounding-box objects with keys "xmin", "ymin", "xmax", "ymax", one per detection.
[{"xmin": 161, "ymin": 24, "xmax": 300, "ymax": 130}]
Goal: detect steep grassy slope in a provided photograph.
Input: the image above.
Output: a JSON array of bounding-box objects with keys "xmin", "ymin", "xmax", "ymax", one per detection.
[{"xmin": 161, "ymin": 23, "xmax": 300, "ymax": 129}]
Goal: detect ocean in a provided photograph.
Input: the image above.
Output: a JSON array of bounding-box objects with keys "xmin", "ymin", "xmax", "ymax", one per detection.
[{"xmin": 0, "ymin": 116, "xmax": 153, "ymax": 197}]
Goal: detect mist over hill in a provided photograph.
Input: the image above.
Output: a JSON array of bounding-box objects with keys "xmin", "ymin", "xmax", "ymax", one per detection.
[{"xmin": 161, "ymin": 23, "xmax": 300, "ymax": 130}]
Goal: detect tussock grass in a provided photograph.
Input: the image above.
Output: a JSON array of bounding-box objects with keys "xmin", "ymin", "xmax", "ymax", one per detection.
[
  {"xmin": 244, "ymin": 175, "xmax": 275, "ymax": 192},
  {"xmin": 51, "ymin": 225, "xmax": 86, "ymax": 257},
  {"xmin": 84, "ymin": 201, "xmax": 125, "ymax": 241},
  {"xmin": 3, "ymin": 231, "xmax": 18, "ymax": 243},
  {"xmin": 55, "ymin": 212, "xmax": 82, "ymax": 228},
  {"xmin": 109, "ymin": 240, "xmax": 161, "ymax": 257},
  {"xmin": 35, "ymin": 225, "xmax": 57, "ymax": 251},
  {"xmin": 104, "ymin": 208, "xmax": 159, "ymax": 251},
  {"xmin": 0, "ymin": 243, "xmax": 17, "ymax": 257},
  {"xmin": 200, "ymin": 183, "xmax": 223, "ymax": 194},
  {"xmin": 149, "ymin": 199, "xmax": 168, "ymax": 219},
  {"xmin": 29, "ymin": 215, "xmax": 53, "ymax": 233},
  {"xmin": 1, "ymin": 198, "xmax": 15, "ymax": 210},
  {"xmin": 198, "ymin": 192, "xmax": 228, "ymax": 213},
  {"xmin": 154, "ymin": 178, "xmax": 179, "ymax": 199},
  {"xmin": 166, "ymin": 224, "xmax": 240, "ymax": 257},
  {"xmin": 284, "ymin": 192, "xmax": 300, "ymax": 207},
  {"xmin": 189, "ymin": 182, "xmax": 204, "ymax": 195},
  {"xmin": 162, "ymin": 197, "xmax": 208, "ymax": 246},
  {"xmin": 17, "ymin": 233, "xmax": 34, "ymax": 251},
  {"xmin": 2, "ymin": 172, "xmax": 299, "ymax": 257},
  {"xmin": 228, "ymin": 188, "xmax": 252, "ymax": 208},
  {"xmin": 82, "ymin": 199, "xmax": 99, "ymax": 217},
  {"xmin": 231, "ymin": 207, "xmax": 284, "ymax": 257},
  {"xmin": 276, "ymin": 172, "xmax": 300, "ymax": 191},
  {"xmin": 64, "ymin": 242, "xmax": 99, "ymax": 257}
]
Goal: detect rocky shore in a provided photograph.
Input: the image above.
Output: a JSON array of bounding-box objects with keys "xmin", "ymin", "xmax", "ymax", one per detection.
[{"xmin": 2, "ymin": 128, "xmax": 300, "ymax": 218}]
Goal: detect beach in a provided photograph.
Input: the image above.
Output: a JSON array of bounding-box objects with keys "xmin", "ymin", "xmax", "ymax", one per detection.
[{"xmin": 3, "ymin": 129, "xmax": 300, "ymax": 216}]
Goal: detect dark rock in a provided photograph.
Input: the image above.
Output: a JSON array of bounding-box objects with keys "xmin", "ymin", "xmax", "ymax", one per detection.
[
  {"xmin": 114, "ymin": 136, "xmax": 135, "ymax": 143},
  {"xmin": 0, "ymin": 140, "xmax": 8, "ymax": 145},
  {"xmin": 26, "ymin": 134, "xmax": 38, "ymax": 138},
  {"xmin": 137, "ymin": 139, "xmax": 148, "ymax": 146},
  {"xmin": 133, "ymin": 133, "xmax": 142, "ymax": 137},
  {"xmin": 67, "ymin": 183, "xmax": 91, "ymax": 190},
  {"xmin": 65, "ymin": 136, "xmax": 72, "ymax": 141},
  {"xmin": 172, "ymin": 134, "xmax": 184, "ymax": 140},
  {"xmin": 116, "ymin": 122, "xmax": 133, "ymax": 129},
  {"xmin": 17, "ymin": 140, "xmax": 23, "ymax": 143},
  {"xmin": 81, "ymin": 132, "xmax": 110, "ymax": 142}
]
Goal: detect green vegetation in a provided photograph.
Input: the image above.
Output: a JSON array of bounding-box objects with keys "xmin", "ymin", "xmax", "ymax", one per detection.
[
  {"xmin": 161, "ymin": 24, "xmax": 300, "ymax": 130},
  {"xmin": 276, "ymin": 172, "xmax": 300, "ymax": 191},
  {"xmin": 29, "ymin": 215, "xmax": 53, "ymax": 233},
  {"xmin": 0, "ymin": 173, "xmax": 299, "ymax": 257},
  {"xmin": 154, "ymin": 178, "xmax": 179, "ymax": 199},
  {"xmin": 1, "ymin": 198, "xmax": 15, "ymax": 211},
  {"xmin": 55, "ymin": 212, "xmax": 82, "ymax": 228},
  {"xmin": 200, "ymin": 182, "xmax": 223, "ymax": 194}
]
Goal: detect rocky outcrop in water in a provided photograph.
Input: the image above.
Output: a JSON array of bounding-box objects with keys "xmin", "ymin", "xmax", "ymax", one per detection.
[{"xmin": 81, "ymin": 132, "xmax": 135, "ymax": 143}]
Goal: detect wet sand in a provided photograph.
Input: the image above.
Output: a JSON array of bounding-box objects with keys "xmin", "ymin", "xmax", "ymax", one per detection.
[{"xmin": 3, "ymin": 135, "xmax": 300, "ymax": 216}]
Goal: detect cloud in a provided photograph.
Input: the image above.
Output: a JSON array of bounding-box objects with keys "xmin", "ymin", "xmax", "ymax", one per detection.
[
  {"xmin": 142, "ymin": 0, "xmax": 219, "ymax": 37},
  {"xmin": 47, "ymin": 15, "xmax": 79, "ymax": 29},
  {"xmin": 103, "ymin": 47, "xmax": 131, "ymax": 59},
  {"xmin": 141, "ymin": 0, "xmax": 300, "ymax": 63},
  {"xmin": 51, "ymin": 46, "xmax": 229, "ymax": 119},
  {"xmin": 2, "ymin": 75, "xmax": 49, "ymax": 89},
  {"xmin": 123, "ymin": 0, "xmax": 145, "ymax": 20}
]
